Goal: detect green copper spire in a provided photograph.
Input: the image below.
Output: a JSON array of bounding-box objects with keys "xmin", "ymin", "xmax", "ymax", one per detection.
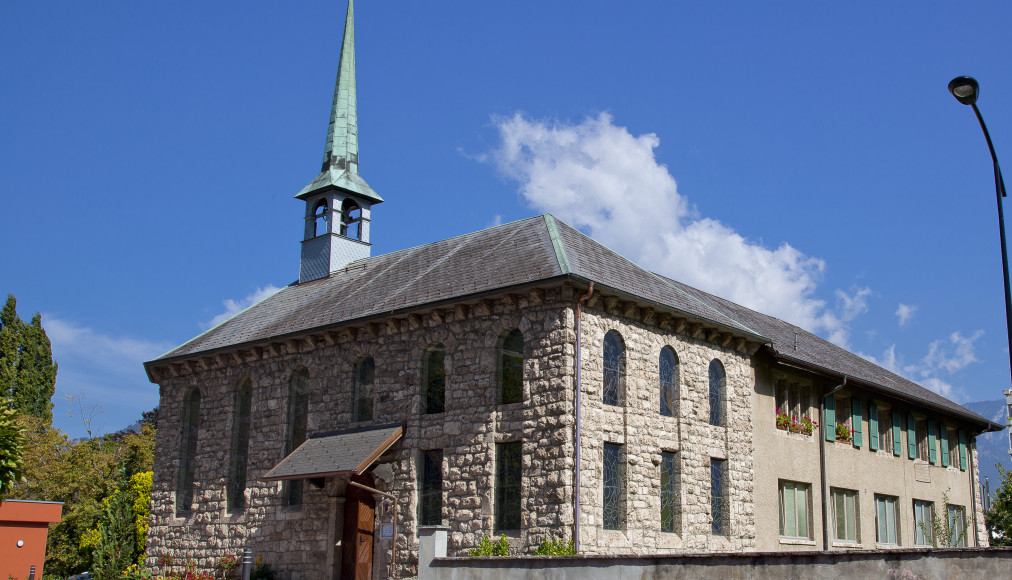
[{"xmin": 296, "ymin": 0, "xmax": 382, "ymax": 203}]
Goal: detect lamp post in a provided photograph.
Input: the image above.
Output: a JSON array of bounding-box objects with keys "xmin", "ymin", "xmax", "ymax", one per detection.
[{"xmin": 947, "ymin": 76, "xmax": 1012, "ymax": 404}]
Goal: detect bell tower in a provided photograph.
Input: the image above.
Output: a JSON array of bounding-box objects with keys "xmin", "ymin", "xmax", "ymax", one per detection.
[{"xmin": 297, "ymin": 0, "xmax": 383, "ymax": 284}]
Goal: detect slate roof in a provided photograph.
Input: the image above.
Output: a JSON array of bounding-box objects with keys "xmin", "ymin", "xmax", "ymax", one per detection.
[
  {"xmin": 148, "ymin": 214, "xmax": 999, "ymax": 430},
  {"xmin": 263, "ymin": 423, "xmax": 403, "ymax": 481}
]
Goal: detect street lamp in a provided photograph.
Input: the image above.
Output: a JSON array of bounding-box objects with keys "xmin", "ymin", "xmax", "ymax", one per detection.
[{"xmin": 947, "ymin": 76, "xmax": 1012, "ymax": 418}]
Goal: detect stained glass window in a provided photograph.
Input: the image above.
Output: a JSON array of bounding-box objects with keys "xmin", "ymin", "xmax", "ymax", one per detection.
[
  {"xmin": 660, "ymin": 451, "xmax": 678, "ymax": 533},
  {"xmin": 603, "ymin": 443, "xmax": 623, "ymax": 530},
  {"xmin": 499, "ymin": 330, "xmax": 524, "ymax": 405},
  {"xmin": 710, "ymin": 458, "xmax": 727, "ymax": 535},
  {"xmin": 708, "ymin": 360, "xmax": 725, "ymax": 427},
  {"xmin": 354, "ymin": 356, "xmax": 375, "ymax": 422},
  {"xmin": 659, "ymin": 347, "xmax": 678, "ymax": 417},
  {"xmin": 227, "ymin": 378, "xmax": 252, "ymax": 510},
  {"xmin": 496, "ymin": 442, "xmax": 522, "ymax": 530},
  {"xmin": 286, "ymin": 368, "xmax": 309, "ymax": 505},
  {"xmin": 176, "ymin": 388, "xmax": 201, "ymax": 516},
  {"xmin": 419, "ymin": 449, "xmax": 443, "ymax": 525},
  {"xmin": 603, "ymin": 331, "xmax": 624, "ymax": 406},
  {"xmin": 423, "ymin": 345, "xmax": 446, "ymax": 414}
]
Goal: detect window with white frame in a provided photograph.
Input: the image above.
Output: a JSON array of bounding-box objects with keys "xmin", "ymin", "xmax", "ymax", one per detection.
[
  {"xmin": 913, "ymin": 500, "xmax": 934, "ymax": 546},
  {"xmin": 774, "ymin": 375, "xmax": 814, "ymax": 435},
  {"xmin": 831, "ymin": 488, "xmax": 859, "ymax": 543},
  {"xmin": 947, "ymin": 505, "xmax": 967, "ymax": 547},
  {"xmin": 779, "ymin": 481, "xmax": 810, "ymax": 540},
  {"xmin": 875, "ymin": 494, "xmax": 900, "ymax": 545}
]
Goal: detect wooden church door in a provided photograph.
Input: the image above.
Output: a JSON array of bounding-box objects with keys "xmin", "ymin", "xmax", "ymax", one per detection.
[{"xmin": 341, "ymin": 474, "xmax": 376, "ymax": 580}]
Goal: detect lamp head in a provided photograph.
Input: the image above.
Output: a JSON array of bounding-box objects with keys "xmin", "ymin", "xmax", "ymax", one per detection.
[{"xmin": 948, "ymin": 76, "xmax": 979, "ymax": 106}]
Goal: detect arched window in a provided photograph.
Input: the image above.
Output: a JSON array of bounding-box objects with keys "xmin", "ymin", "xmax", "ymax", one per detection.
[
  {"xmin": 708, "ymin": 359, "xmax": 726, "ymax": 427},
  {"xmin": 423, "ymin": 344, "xmax": 446, "ymax": 414},
  {"xmin": 659, "ymin": 347, "xmax": 678, "ymax": 417},
  {"xmin": 498, "ymin": 329, "xmax": 524, "ymax": 404},
  {"xmin": 176, "ymin": 388, "xmax": 201, "ymax": 516},
  {"xmin": 340, "ymin": 198, "xmax": 362, "ymax": 240},
  {"xmin": 286, "ymin": 368, "xmax": 310, "ymax": 505},
  {"xmin": 227, "ymin": 377, "xmax": 252, "ymax": 510},
  {"xmin": 353, "ymin": 356, "xmax": 375, "ymax": 422},
  {"xmin": 603, "ymin": 330, "xmax": 624, "ymax": 406},
  {"xmin": 313, "ymin": 199, "xmax": 329, "ymax": 237}
]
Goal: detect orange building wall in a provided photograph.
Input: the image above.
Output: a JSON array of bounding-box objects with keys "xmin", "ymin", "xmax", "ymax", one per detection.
[{"xmin": 0, "ymin": 501, "xmax": 63, "ymax": 580}]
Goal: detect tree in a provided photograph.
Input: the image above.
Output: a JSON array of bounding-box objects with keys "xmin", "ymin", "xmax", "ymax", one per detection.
[
  {"xmin": 0, "ymin": 294, "xmax": 57, "ymax": 424},
  {"xmin": 0, "ymin": 400, "xmax": 26, "ymax": 500},
  {"xmin": 986, "ymin": 463, "xmax": 1012, "ymax": 546}
]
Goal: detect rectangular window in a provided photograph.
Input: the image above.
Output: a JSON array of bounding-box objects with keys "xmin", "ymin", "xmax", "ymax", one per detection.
[
  {"xmin": 916, "ymin": 420, "xmax": 929, "ymax": 461},
  {"xmin": 874, "ymin": 494, "xmax": 899, "ymax": 545},
  {"xmin": 879, "ymin": 410, "xmax": 893, "ymax": 452},
  {"xmin": 835, "ymin": 397, "xmax": 852, "ymax": 442},
  {"xmin": 948, "ymin": 428, "xmax": 960, "ymax": 467},
  {"xmin": 603, "ymin": 443, "xmax": 623, "ymax": 530},
  {"xmin": 711, "ymin": 458, "xmax": 728, "ymax": 536},
  {"xmin": 660, "ymin": 451, "xmax": 678, "ymax": 533},
  {"xmin": 495, "ymin": 442, "xmax": 522, "ymax": 531},
  {"xmin": 419, "ymin": 449, "xmax": 443, "ymax": 526},
  {"xmin": 778, "ymin": 481, "xmax": 810, "ymax": 540},
  {"xmin": 774, "ymin": 378, "xmax": 814, "ymax": 434},
  {"xmin": 947, "ymin": 505, "xmax": 967, "ymax": 547},
  {"xmin": 913, "ymin": 500, "xmax": 934, "ymax": 546},
  {"xmin": 831, "ymin": 488, "xmax": 858, "ymax": 543}
]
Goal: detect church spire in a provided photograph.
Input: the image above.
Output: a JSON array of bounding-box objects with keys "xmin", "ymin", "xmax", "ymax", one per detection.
[{"xmin": 296, "ymin": 0, "xmax": 382, "ymax": 203}]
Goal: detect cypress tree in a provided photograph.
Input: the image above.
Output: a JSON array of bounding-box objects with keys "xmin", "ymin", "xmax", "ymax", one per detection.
[{"xmin": 0, "ymin": 294, "xmax": 57, "ymax": 425}]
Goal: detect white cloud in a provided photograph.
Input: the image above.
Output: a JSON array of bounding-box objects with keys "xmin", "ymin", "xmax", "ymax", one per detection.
[
  {"xmin": 859, "ymin": 330, "xmax": 983, "ymax": 401},
  {"xmin": 896, "ymin": 303, "xmax": 917, "ymax": 327},
  {"xmin": 489, "ymin": 112, "xmax": 862, "ymax": 345},
  {"xmin": 922, "ymin": 330, "xmax": 983, "ymax": 374},
  {"xmin": 202, "ymin": 285, "xmax": 282, "ymax": 330},
  {"xmin": 489, "ymin": 214, "xmax": 503, "ymax": 227},
  {"xmin": 44, "ymin": 315, "xmax": 175, "ymax": 437}
]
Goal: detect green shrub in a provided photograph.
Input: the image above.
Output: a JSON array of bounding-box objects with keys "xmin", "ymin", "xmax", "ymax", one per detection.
[
  {"xmin": 532, "ymin": 537, "xmax": 576, "ymax": 556},
  {"xmin": 467, "ymin": 534, "xmax": 510, "ymax": 557}
]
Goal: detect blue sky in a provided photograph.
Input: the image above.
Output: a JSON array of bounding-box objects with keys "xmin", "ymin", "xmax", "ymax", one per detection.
[{"xmin": 3, "ymin": 1, "xmax": 1012, "ymax": 439}]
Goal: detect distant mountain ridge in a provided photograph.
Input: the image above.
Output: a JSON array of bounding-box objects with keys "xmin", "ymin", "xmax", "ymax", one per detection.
[{"xmin": 963, "ymin": 399, "xmax": 1009, "ymax": 499}]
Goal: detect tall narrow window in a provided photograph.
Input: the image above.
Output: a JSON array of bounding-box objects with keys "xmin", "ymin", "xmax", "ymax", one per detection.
[
  {"xmin": 947, "ymin": 505, "xmax": 967, "ymax": 547},
  {"xmin": 286, "ymin": 369, "xmax": 309, "ymax": 505},
  {"xmin": 495, "ymin": 442, "xmax": 522, "ymax": 530},
  {"xmin": 660, "ymin": 451, "xmax": 678, "ymax": 533},
  {"xmin": 831, "ymin": 488, "xmax": 859, "ymax": 543},
  {"xmin": 498, "ymin": 329, "xmax": 524, "ymax": 405},
  {"xmin": 708, "ymin": 360, "xmax": 726, "ymax": 427},
  {"xmin": 779, "ymin": 481, "xmax": 810, "ymax": 540},
  {"xmin": 603, "ymin": 331, "xmax": 624, "ymax": 406},
  {"xmin": 423, "ymin": 344, "xmax": 446, "ymax": 414},
  {"xmin": 659, "ymin": 347, "xmax": 678, "ymax": 417},
  {"xmin": 835, "ymin": 397, "xmax": 852, "ymax": 442},
  {"xmin": 916, "ymin": 420, "xmax": 929, "ymax": 461},
  {"xmin": 874, "ymin": 495, "xmax": 899, "ymax": 545},
  {"xmin": 603, "ymin": 443, "xmax": 624, "ymax": 530},
  {"xmin": 353, "ymin": 356, "xmax": 375, "ymax": 422},
  {"xmin": 313, "ymin": 199, "xmax": 328, "ymax": 237},
  {"xmin": 227, "ymin": 378, "xmax": 252, "ymax": 511},
  {"xmin": 879, "ymin": 410, "xmax": 893, "ymax": 452},
  {"xmin": 710, "ymin": 458, "xmax": 728, "ymax": 535},
  {"xmin": 419, "ymin": 449, "xmax": 443, "ymax": 525},
  {"xmin": 913, "ymin": 500, "xmax": 934, "ymax": 546},
  {"xmin": 340, "ymin": 198, "xmax": 362, "ymax": 239},
  {"xmin": 947, "ymin": 428, "xmax": 960, "ymax": 467},
  {"xmin": 176, "ymin": 388, "xmax": 201, "ymax": 516}
]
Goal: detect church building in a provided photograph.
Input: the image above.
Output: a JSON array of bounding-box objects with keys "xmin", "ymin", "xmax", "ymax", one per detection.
[{"xmin": 143, "ymin": 2, "xmax": 1002, "ymax": 578}]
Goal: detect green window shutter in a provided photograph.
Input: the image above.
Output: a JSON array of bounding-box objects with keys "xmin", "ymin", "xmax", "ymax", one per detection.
[
  {"xmin": 892, "ymin": 410, "xmax": 902, "ymax": 456},
  {"xmin": 907, "ymin": 413, "xmax": 917, "ymax": 459},
  {"xmin": 940, "ymin": 427, "xmax": 950, "ymax": 467},
  {"xmin": 868, "ymin": 405, "xmax": 879, "ymax": 451},
  {"xmin": 927, "ymin": 419, "xmax": 937, "ymax": 464},
  {"xmin": 851, "ymin": 398, "xmax": 863, "ymax": 448},
  {"xmin": 825, "ymin": 395, "xmax": 836, "ymax": 442},
  {"xmin": 958, "ymin": 430, "xmax": 967, "ymax": 471}
]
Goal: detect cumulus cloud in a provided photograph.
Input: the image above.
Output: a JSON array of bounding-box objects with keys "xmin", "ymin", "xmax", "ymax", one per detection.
[
  {"xmin": 896, "ymin": 303, "xmax": 917, "ymax": 327},
  {"xmin": 859, "ymin": 330, "xmax": 983, "ymax": 401},
  {"xmin": 922, "ymin": 331, "xmax": 983, "ymax": 374},
  {"xmin": 44, "ymin": 316, "xmax": 175, "ymax": 437},
  {"xmin": 489, "ymin": 112, "xmax": 862, "ymax": 344},
  {"xmin": 202, "ymin": 285, "xmax": 282, "ymax": 330}
]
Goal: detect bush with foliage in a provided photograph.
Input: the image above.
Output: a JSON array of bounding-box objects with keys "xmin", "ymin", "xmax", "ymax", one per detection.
[
  {"xmin": 467, "ymin": 534, "xmax": 511, "ymax": 556},
  {"xmin": 986, "ymin": 463, "xmax": 1012, "ymax": 546},
  {"xmin": 531, "ymin": 537, "xmax": 576, "ymax": 555}
]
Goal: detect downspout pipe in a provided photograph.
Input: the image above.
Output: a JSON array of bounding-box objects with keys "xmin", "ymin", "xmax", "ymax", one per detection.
[
  {"xmin": 574, "ymin": 281, "xmax": 594, "ymax": 553},
  {"xmin": 820, "ymin": 375, "xmax": 847, "ymax": 549}
]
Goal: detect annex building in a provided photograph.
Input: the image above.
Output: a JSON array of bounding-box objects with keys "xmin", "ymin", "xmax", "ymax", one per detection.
[{"xmin": 143, "ymin": 2, "xmax": 1003, "ymax": 578}]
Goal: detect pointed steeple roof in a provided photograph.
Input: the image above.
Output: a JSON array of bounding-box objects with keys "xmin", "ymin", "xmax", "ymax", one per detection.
[{"xmin": 296, "ymin": 0, "xmax": 383, "ymax": 203}]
